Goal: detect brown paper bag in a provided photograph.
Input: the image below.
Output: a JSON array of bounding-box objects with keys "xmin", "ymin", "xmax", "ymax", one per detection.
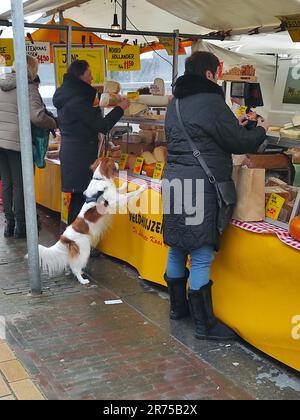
[{"xmin": 232, "ymin": 167, "xmax": 266, "ymax": 222}]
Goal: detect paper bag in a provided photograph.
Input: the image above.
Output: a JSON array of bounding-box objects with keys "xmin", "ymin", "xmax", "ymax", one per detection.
[{"xmin": 232, "ymin": 167, "xmax": 266, "ymax": 222}]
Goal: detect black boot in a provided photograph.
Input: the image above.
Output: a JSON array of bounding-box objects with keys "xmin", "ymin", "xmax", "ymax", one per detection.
[
  {"xmin": 4, "ymin": 219, "xmax": 15, "ymax": 238},
  {"xmin": 188, "ymin": 281, "xmax": 237, "ymax": 341},
  {"xmin": 164, "ymin": 269, "xmax": 190, "ymax": 320},
  {"xmin": 14, "ymin": 221, "xmax": 26, "ymax": 239}
]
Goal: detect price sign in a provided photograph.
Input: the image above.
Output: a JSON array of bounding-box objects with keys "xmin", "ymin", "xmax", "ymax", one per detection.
[
  {"xmin": 153, "ymin": 162, "xmax": 165, "ymax": 180},
  {"xmin": 266, "ymin": 193, "xmax": 286, "ymax": 220},
  {"xmin": 26, "ymin": 42, "xmax": 50, "ymax": 65},
  {"xmin": 133, "ymin": 157, "xmax": 144, "ymax": 176},
  {"xmin": 119, "ymin": 154, "xmax": 128, "ymax": 171},
  {"xmin": 107, "ymin": 45, "xmax": 141, "ymax": 72}
]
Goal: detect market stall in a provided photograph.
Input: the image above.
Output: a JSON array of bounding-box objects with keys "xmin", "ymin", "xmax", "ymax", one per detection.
[{"xmin": 2, "ymin": 0, "xmax": 300, "ymax": 372}]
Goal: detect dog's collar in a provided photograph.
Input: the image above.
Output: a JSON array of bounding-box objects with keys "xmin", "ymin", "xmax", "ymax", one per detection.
[
  {"xmin": 93, "ymin": 176, "xmax": 105, "ymax": 181},
  {"xmin": 85, "ymin": 189, "xmax": 109, "ymax": 207}
]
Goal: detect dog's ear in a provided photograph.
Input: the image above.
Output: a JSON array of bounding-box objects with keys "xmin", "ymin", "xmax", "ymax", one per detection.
[
  {"xmin": 90, "ymin": 158, "xmax": 102, "ymax": 173},
  {"xmin": 100, "ymin": 157, "xmax": 117, "ymax": 179}
]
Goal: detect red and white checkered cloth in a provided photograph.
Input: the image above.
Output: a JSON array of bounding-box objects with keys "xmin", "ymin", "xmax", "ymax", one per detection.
[
  {"xmin": 231, "ymin": 219, "xmax": 300, "ymax": 251},
  {"xmin": 116, "ymin": 174, "xmax": 300, "ymax": 252}
]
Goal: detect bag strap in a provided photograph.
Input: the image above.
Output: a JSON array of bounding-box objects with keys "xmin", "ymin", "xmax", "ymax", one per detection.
[{"xmin": 175, "ymin": 99, "xmax": 216, "ymax": 185}]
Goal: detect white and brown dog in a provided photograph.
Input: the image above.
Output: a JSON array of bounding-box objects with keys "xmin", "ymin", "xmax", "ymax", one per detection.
[{"xmin": 38, "ymin": 157, "xmax": 146, "ymax": 285}]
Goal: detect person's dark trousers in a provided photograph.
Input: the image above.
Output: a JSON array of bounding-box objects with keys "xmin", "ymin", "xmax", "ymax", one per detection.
[
  {"xmin": 67, "ymin": 192, "xmax": 86, "ymax": 225},
  {"xmin": 0, "ymin": 148, "xmax": 25, "ymax": 226}
]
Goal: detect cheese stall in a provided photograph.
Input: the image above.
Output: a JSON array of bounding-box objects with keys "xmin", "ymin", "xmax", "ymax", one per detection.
[{"xmin": 2, "ymin": 0, "xmax": 300, "ymax": 373}]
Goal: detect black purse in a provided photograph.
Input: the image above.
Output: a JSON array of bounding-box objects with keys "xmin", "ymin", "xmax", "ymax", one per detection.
[{"xmin": 175, "ymin": 99, "xmax": 237, "ymax": 235}]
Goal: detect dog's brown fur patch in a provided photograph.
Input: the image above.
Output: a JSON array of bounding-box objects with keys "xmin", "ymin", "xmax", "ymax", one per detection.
[
  {"xmin": 90, "ymin": 157, "xmax": 116, "ymax": 179},
  {"xmin": 60, "ymin": 236, "xmax": 80, "ymax": 258},
  {"xmin": 72, "ymin": 217, "xmax": 89, "ymax": 235},
  {"xmin": 84, "ymin": 207, "xmax": 103, "ymax": 223}
]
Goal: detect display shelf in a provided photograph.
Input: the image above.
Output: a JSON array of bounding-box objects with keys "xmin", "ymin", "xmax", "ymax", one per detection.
[
  {"xmin": 120, "ymin": 117, "xmax": 165, "ymax": 127},
  {"xmin": 267, "ymin": 133, "xmax": 300, "ymax": 149},
  {"xmin": 221, "ymin": 75, "xmax": 257, "ymax": 83}
]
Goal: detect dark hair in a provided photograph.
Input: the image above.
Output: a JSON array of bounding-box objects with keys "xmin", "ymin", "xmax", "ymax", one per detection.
[
  {"xmin": 185, "ymin": 51, "xmax": 220, "ymax": 78},
  {"xmin": 67, "ymin": 60, "xmax": 89, "ymax": 79}
]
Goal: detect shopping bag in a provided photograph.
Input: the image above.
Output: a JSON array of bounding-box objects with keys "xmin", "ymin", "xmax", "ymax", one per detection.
[
  {"xmin": 232, "ymin": 166, "xmax": 266, "ymax": 222},
  {"xmin": 32, "ymin": 125, "xmax": 50, "ymax": 169}
]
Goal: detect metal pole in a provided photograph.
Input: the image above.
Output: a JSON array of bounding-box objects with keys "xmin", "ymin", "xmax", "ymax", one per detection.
[
  {"xmin": 11, "ymin": 0, "xmax": 41, "ymax": 295},
  {"xmin": 66, "ymin": 23, "xmax": 72, "ymax": 68},
  {"xmin": 59, "ymin": 10, "xmax": 64, "ymax": 43},
  {"xmin": 172, "ymin": 29, "xmax": 179, "ymax": 93},
  {"xmin": 122, "ymin": 0, "xmax": 127, "ymax": 31}
]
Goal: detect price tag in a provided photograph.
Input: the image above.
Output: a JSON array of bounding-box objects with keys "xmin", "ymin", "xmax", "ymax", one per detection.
[
  {"xmin": 133, "ymin": 157, "xmax": 144, "ymax": 176},
  {"xmin": 153, "ymin": 162, "xmax": 165, "ymax": 180},
  {"xmin": 127, "ymin": 92, "xmax": 140, "ymax": 101},
  {"xmin": 118, "ymin": 153, "xmax": 128, "ymax": 171},
  {"xmin": 266, "ymin": 193, "xmax": 286, "ymax": 220},
  {"xmin": 236, "ymin": 105, "xmax": 248, "ymax": 118}
]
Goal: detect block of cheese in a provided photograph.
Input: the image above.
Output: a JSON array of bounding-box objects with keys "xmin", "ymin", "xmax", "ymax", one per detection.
[
  {"xmin": 265, "ymin": 177, "xmax": 288, "ymax": 188},
  {"xmin": 153, "ymin": 78, "xmax": 165, "ymax": 96},
  {"xmin": 142, "ymin": 151, "xmax": 157, "ymax": 165},
  {"xmin": 100, "ymin": 93, "xmax": 122, "ymax": 107},
  {"xmin": 104, "ymin": 80, "xmax": 121, "ymax": 94},
  {"xmin": 153, "ymin": 146, "xmax": 167, "ymax": 163},
  {"xmin": 280, "ymin": 128, "xmax": 300, "ymax": 140},
  {"xmin": 292, "ymin": 115, "xmax": 300, "ymax": 127},
  {"xmin": 139, "ymin": 130, "xmax": 155, "ymax": 144},
  {"xmin": 124, "ymin": 103, "xmax": 148, "ymax": 117}
]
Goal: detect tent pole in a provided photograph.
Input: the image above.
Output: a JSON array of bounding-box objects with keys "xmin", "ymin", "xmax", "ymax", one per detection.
[
  {"xmin": 122, "ymin": 0, "xmax": 127, "ymax": 31},
  {"xmin": 11, "ymin": 0, "xmax": 42, "ymax": 295},
  {"xmin": 59, "ymin": 10, "xmax": 64, "ymax": 43},
  {"xmin": 172, "ymin": 29, "xmax": 179, "ymax": 93},
  {"xmin": 66, "ymin": 22, "xmax": 72, "ymax": 68}
]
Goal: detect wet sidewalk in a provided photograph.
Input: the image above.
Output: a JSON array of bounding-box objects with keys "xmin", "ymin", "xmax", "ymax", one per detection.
[{"xmin": 0, "ymin": 209, "xmax": 300, "ymax": 400}]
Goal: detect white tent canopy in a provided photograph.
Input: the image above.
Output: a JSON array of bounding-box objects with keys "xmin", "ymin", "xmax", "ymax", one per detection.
[
  {"xmin": 0, "ymin": 0, "xmax": 209, "ymax": 38},
  {"xmin": 147, "ymin": 0, "xmax": 300, "ymax": 32}
]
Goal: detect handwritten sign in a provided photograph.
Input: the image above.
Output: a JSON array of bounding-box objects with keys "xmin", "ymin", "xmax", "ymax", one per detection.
[
  {"xmin": 26, "ymin": 42, "xmax": 50, "ymax": 64},
  {"xmin": 119, "ymin": 154, "xmax": 128, "ymax": 171},
  {"xmin": 266, "ymin": 193, "xmax": 286, "ymax": 220},
  {"xmin": 107, "ymin": 45, "xmax": 141, "ymax": 72},
  {"xmin": 54, "ymin": 46, "xmax": 106, "ymax": 87},
  {"xmin": 153, "ymin": 162, "xmax": 165, "ymax": 180},
  {"xmin": 278, "ymin": 14, "xmax": 300, "ymax": 42},
  {"xmin": 0, "ymin": 39, "xmax": 14, "ymax": 67},
  {"xmin": 158, "ymin": 37, "xmax": 186, "ymax": 56},
  {"xmin": 133, "ymin": 157, "xmax": 144, "ymax": 176}
]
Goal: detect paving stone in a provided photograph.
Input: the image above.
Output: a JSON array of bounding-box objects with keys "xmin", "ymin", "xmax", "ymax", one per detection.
[
  {"xmin": 0, "ymin": 343, "xmax": 16, "ymax": 363},
  {"xmin": 10, "ymin": 379, "xmax": 44, "ymax": 400},
  {"xmin": 0, "ymin": 373, "xmax": 11, "ymax": 398},
  {"xmin": 0, "ymin": 394, "xmax": 15, "ymax": 400},
  {"xmin": 0, "ymin": 360, "xmax": 29, "ymax": 383}
]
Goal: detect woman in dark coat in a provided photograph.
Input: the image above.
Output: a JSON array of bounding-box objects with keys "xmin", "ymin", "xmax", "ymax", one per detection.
[
  {"xmin": 162, "ymin": 52, "xmax": 269, "ymax": 341},
  {"xmin": 53, "ymin": 60, "xmax": 129, "ymax": 225}
]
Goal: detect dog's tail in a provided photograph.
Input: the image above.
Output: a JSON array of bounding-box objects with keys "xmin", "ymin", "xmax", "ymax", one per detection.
[{"xmin": 38, "ymin": 236, "xmax": 79, "ymax": 276}]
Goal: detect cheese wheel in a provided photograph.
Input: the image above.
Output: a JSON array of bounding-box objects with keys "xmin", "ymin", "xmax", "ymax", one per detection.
[
  {"xmin": 153, "ymin": 146, "xmax": 167, "ymax": 163},
  {"xmin": 124, "ymin": 103, "xmax": 148, "ymax": 117},
  {"xmin": 142, "ymin": 151, "xmax": 157, "ymax": 165},
  {"xmin": 104, "ymin": 80, "xmax": 121, "ymax": 94},
  {"xmin": 280, "ymin": 128, "xmax": 300, "ymax": 140},
  {"xmin": 142, "ymin": 163, "xmax": 156, "ymax": 177},
  {"xmin": 139, "ymin": 130, "xmax": 155, "ymax": 144}
]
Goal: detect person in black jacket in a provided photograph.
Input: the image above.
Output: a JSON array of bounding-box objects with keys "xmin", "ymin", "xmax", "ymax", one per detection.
[
  {"xmin": 53, "ymin": 60, "xmax": 129, "ymax": 226},
  {"xmin": 162, "ymin": 52, "xmax": 269, "ymax": 341}
]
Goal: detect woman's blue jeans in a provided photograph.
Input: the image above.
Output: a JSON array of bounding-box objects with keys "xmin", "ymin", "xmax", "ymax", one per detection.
[{"xmin": 167, "ymin": 245, "xmax": 215, "ymax": 291}]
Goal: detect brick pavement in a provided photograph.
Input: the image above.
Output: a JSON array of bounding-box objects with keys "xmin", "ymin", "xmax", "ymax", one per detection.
[{"xmin": 0, "ymin": 209, "xmax": 300, "ymax": 400}]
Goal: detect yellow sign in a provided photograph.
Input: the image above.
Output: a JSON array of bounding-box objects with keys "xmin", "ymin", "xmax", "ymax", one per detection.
[
  {"xmin": 266, "ymin": 193, "xmax": 286, "ymax": 220},
  {"xmin": 54, "ymin": 46, "xmax": 106, "ymax": 87},
  {"xmin": 236, "ymin": 106, "xmax": 248, "ymax": 118},
  {"xmin": 0, "ymin": 39, "xmax": 14, "ymax": 67},
  {"xmin": 61, "ymin": 192, "xmax": 71, "ymax": 225},
  {"xmin": 133, "ymin": 157, "xmax": 144, "ymax": 176},
  {"xmin": 127, "ymin": 92, "xmax": 140, "ymax": 101},
  {"xmin": 107, "ymin": 45, "xmax": 141, "ymax": 71},
  {"xmin": 158, "ymin": 37, "xmax": 186, "ymax": 56},
  {"xmin": 119, "ymin": 154, "xmax": 128, "ymax": 171},
  {"xmin": 153, "ymin": 162, "xmax": 165, "ymax": 180},
  {"xmin": 278, "ymin": 14, "xmax": 300, "ymax": 42}
]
